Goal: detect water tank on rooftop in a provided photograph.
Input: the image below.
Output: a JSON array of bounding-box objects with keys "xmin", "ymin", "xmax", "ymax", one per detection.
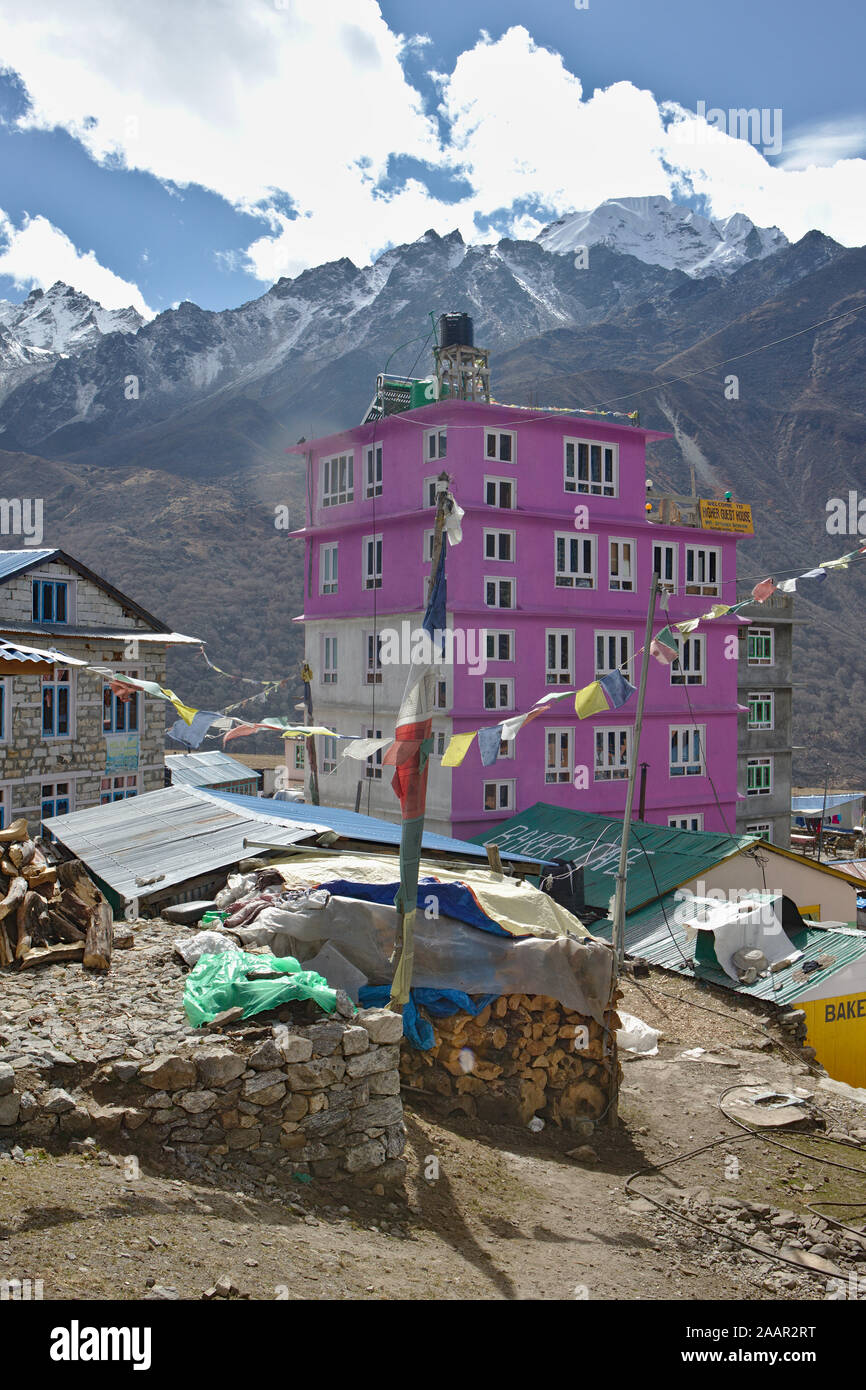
[{"xmin": 438, "ymin": 312, "xmax": 474, "ymax": 349}]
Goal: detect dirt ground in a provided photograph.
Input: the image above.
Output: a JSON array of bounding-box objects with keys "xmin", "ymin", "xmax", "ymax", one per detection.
[{"xmin": 3, "ymin": 968, "xmax": 866, "ymax": 1302}]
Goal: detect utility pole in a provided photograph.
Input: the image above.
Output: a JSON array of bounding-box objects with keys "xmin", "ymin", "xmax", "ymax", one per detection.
[
  {"xmin": 817, "ymin": 762, "xmax": 830, "ymax": 863},
  {"xmin": 606, "ymin": 577, "xmax": 660, "ymax": 1128},
  {"xmin": 300, "ymin": 660, "xmax": 320, "ymax": 806}
]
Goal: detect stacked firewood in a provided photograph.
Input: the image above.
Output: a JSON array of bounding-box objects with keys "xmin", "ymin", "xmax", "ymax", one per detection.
[
  {"xmin": 0, "ymin": 818, "xmax": 113, "ymax": 971},
  {"xmin": 398, "ymin": 992, "xmax": 621, "ymax": 1129}
]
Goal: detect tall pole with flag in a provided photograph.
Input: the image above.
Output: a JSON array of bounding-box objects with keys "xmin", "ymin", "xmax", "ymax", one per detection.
[{"xmin": 387, "ymin": 474, "xmax": 460, "ymax": 1011}]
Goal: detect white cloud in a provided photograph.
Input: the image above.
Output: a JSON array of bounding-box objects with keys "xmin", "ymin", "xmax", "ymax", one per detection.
[
  {"xmin": 0, "ymin": 211, "xmax": 153, "ymax": 314},
  {"xmin": 0, "ymin": 6, "xmax": 863, "ymax": 284}
]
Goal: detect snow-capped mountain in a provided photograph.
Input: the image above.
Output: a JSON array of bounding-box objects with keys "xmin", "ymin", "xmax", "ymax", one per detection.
[
  {"xmin": 0, "ymin": 280, "xmax": 144, "ymax": 352},
  {"xmin": 536, "ymin": 196, "xmax": 788, "ymax": 276}
]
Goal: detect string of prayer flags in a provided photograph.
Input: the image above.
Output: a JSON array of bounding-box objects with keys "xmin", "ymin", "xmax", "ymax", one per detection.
[
  {"xmin": 342, "ymin": 737, "xmax": 393, "ymax": 760},
  {"xmin": 751, "ymin": 577, "xmax": 776, "ymax": 602},
  {"xmin": 477, "ymin": 724, "xmax": 504, "ymax": 766},
  {"xmin": 441, "ymin": 731, "xmax": 476, "ymax": 767},
  {"xmin": 575, "ymin": 681, "xmax": 609, "ymax": 719},
  {"xmin": 599, "ymin": 669, "xmax": 636, "ymax": 709},
  {"xmin": 701, "ymin": 604, "xmax": 731, "ymax": 620},
  {"xmin": 650, "ymin": 627, "xmax": 680, "ymax": 665},
  {"xmin": 167, "ymin": 710, "xmax": 222, "ymax": 748},
  {"xmin": 674, "ymin": 618, "xmax": 701, "ymax": 635}
]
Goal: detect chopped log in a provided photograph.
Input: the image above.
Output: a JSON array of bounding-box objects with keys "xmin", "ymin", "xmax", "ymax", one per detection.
[
  {"xmin": 0, "ymin": 918, "xmax": 12, "ymax": 968},
  {"xmin": 46, "ymin": 909, "xmax": 85, "ymax": 943},
  {"xmin": 0, "ymin": 874, "xmax": 27, "ymax": 921},
  {"xmin": 15, "ymin": 890, "xmax": 44, "ymax": 959},
  {"xmin": 18, "ymin": 942, "xmax": 85, "ymax": 969},
  {"xmin": 1, "ymin": 857, "xmax": 18, "ymax": 878},
  {"xmin": 112, "ymin": 922, "xmax": 135, "ymax": 950},
  {"xmin": 8, "ymin": 838, "xmax": 36, "ymax": 869},
  {"xmin": 22, "ymin": 866, "xmax": 57, "ymax": 892},
  {"xmin": 0, "ymin": 817, "xmax": 28, "ymax": 845},
  {"xmin": 56, "ymin": 859, "xmax": 101, "ymax": 910},
  {"xmin": 83, "ymin": 901, "xmax": 114, "ymax": 971},
  {"xmin": 58, "ymin": 889, "xmax": 92, "ymax": 931}
]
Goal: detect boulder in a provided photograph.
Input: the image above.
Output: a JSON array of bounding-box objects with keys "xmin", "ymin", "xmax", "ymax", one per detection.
[{"xmin": 139, "ymin": 1054, "xmax": 197, "ymax": 1091}]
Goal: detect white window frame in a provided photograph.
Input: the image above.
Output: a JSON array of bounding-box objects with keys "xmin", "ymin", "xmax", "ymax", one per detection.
[
  {"xmin": 483, "ymin": 528, "xmax": 515, "ymax": 563},
  {"xmin": 671, "ymin": 634, "xmax": 706, "ymax": 686},
  {"xmin": 555, "ymin": 532, "xmax": 596, "ymax": 589},
  {"xmin": 746, "ymin": 821, "xmax": 773, "ymax": 842},
  {"xmin": 485, "ymin": 429, "xmax": 516, "ymax": 464},
  {"xmin": 321, "ymin": 735, "xmax": 337, "ymax": 776},
  {"xmin": 482, "ymin": 677, "xmax": 514, "ymax": 712},
  {"xmin": 293, "ymin": 742, "xmax": 305, "ymax": 771},
  {"xmin": 670, "ymin": 724, "xmax": 705, "ymax": 778},
  {"xmin": 484, "ymin": 630, "xmax": 515, "ymax": 663},
  {"xmin": 364, "ymin": 727, "xmax": 383, "ymax": 780},
  {"xmin": 322, "ymin": 634, "xmax": 338, "ymax": 685},
  {"xmin": 484, "ymin": 475, "xmax": 516, "ymax": 509},
  {"xmin": 653, "ymin": 542, "xmax": 677, "ymax": 594},
  {"xmin": 545, "ymin": 727, "xmax": 574, "ymax": 784},
  {"xmin": 668, "ymin": 814, "xmax": 704, "ymax": 832},
  {"xmin": 422, "ymin": 529, "xmax": 435, "ymax": 563},
  {"xmin": 362, "ymin": 534, "xmax": 382, "ymax": 590},
  {"xmin": 748, "ymin": 628, "xmax": 774, "ymax": 666},
  {"xmin": 425, "ymin": 428, "xmax": 447, "ymax": 461},
  {"xmin": 545, "ymin": 630, "xmax": 573, "ymax": 685},
  {"xmin": 484, "ymin": 577, "xmax": 515, "ymax": 609},
  {"xmin": 684, "ymin": 544, "xmax": 721, "ymax": 597},
  {"xmin": 364, "ymin": 632, "xmax": 383, "ymax": 685},
  {"xmin": 564, "ymin": 438, "xmax": 618, "ymax": 497},
  {"xmin": 434, "ymin": 678, "xmax": 449, "ymax": 710},
  {"xmin": 320, "ymin": 542, "xmax": 339, "ymax": 595},
  {"xmin": 364, "ymin": 443, "xmax": 383, "ymax": 498},
  {"xmin": 423, "ymin": 475, "xmax": 448, "ymax": 508},
  {"xmin": 747, "ymin": 690, "xmax": 774, "ymax": 730},
  {"xmin": 595, "ymin": 630, "xmax": 634, "ymax": 681},
  {"xmin": 594, "ymin": 727, "xmax": 632, "ymax": 781},
  {"xmin": 747, "ymin": 756, "xmax": 773, "ymax": 796},
  {"xmin": 432, "ymin": 729, "xmax": 447, "ymax": 758},
  {"xmin": 482, "ymin": 779, "xmax": 515, "ymax": 813},
  {"xmin": 609, "ymin": 537, "xmax": 636, "ymax": 592},
  {"xmin": 321, "ymin": 452, "xmax": 354, "ymax": 508}
]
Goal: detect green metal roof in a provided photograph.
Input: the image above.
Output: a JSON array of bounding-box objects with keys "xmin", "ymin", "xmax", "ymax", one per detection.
[
  {"xmin": 590, "ymin": 892, "xmax": 866, "ymax": 1007},
  {"xmin": 472, "ymin": 804, "xmax": 757, "ymax": 914}
]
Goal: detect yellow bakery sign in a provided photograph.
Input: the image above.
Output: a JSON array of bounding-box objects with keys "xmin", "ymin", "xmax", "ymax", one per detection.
[{"xmin": 699, "ymin": 500, "xmax": 754, "ymax": 533}]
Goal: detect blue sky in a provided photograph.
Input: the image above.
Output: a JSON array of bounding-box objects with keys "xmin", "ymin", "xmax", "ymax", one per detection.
[{"xmin": 0, "ymin": 0, "xmax": 863, "ymax": 317}]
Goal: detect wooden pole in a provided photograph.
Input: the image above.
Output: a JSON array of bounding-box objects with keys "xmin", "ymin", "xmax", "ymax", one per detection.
[{"xmin": 605, "ymin": 576, "xmax": 660, "ymax": 1128}]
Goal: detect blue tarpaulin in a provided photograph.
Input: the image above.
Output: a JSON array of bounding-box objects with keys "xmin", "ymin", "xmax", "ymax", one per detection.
[
  {"xmin": 359, "ymin": 985, "xmax": 499, "ymax": 1050},
  {"xmin": 316, "ymin": 877, "xmax": 511, "ymax": 936}
]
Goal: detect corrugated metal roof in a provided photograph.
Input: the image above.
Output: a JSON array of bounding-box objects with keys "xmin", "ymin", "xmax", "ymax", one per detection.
[
  {"xmin": 0, "ymin": 621, "xmax": 199, "ymax": 644},
  {"xmin": 591, "ymin": 892, "xmax": 866, "ymax": 1007},
  {"xmin": 472, "ymin": 803, "xmax": 756, "ymax": 911},
  {"xmin": 166, "ymin": 751, "xmax": 263, "ymax": 788},
  {"xmin": 829, "ymin": 859, "xmax": 866, "ymax": 884},
  {"xmin": 793, "ymin": 793, "xmax": 865, "ymax": 812},
  {"xmin": 0, "ymin": 548, "xmax": 57, "ymax": 580},
  {"xmin": 0, "ymin": 639, "xmax": 53, "ymax": 665},
  {"xmin": 43, "ymin": 785, "xmax": 323, "ymax": 902},
  {"xmin": 207, "ymin": 791, "xmax": 548, "ymax": 864}
]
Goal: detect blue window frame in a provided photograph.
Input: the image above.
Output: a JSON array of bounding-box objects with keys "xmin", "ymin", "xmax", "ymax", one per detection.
[
  {"xmin": 0, "ymin": 679, "xmax": 6, "ymax": 742},
  {"xmin": 42, "ymin": 668, "xmax": 71, "ymax": 737},
  {"xmin": 0, "ymin": 788, "xmax": 6, "ymax": 830},
  {"xmin": 103, "ymin": 672, "xmax": 141, "ymax": 733},
  {"xmin": 32, "ymin": 580, "xmax": 69, "ymax": 624},
  {"xmin": 41, "ymin": 782, "xmax": 70, "ymax": 825},
  {"xmin": 100, "ymin": 775, "xmax": 139, "ymax": 804}
]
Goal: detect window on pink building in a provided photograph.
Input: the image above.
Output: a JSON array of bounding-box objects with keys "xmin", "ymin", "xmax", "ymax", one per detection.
[
  {"xmin": 564, "ymin": 439, "xmax": 617, "ymax": 497},
  {"xmin": 671, "ymin": 635, "xmax": 705, "ymax": 686},
  {"xmin": 484, "ymin": 477, "xmax": 515, "ymax": 509},
  {"xmin": 484, "ymin": 577, "xmax": 515, "ymax": 608},
  {"xmin": 485, "ymin": 430, "xmax": 515, "ymax": 463},
  {"xmin": 684, "ymin": 545, "xmax": 720, "ymax": 596},
  {"xmin": 482, "ymin": 780, "xmax": 514, "ymax": 812},
  {"xmin": 321, "ymin": 453, "xmax": 354, "ymax": 507},
  {"xmin": 595, "ymin": 727, "xmax": 631, "ymax": 781},
  {"xmin": 364, "ymin": 444, "xmax": 383, "ymax": 498},
  {"xmin": 545, "ymin": 728, "xmax": 573, "ymax": 784},
  {"xmin": 484, "ymin": 528, "xmax": 515, "ymax": 561},
  {"xmin": 609, "ymin": 538, "xmax": 635, "ymax": 592},
  {"xmin": 555, "ymin": 533, "xmax": 596, "ymax": 588},
  {"xmin": 546, "ymin": 630, "xmax": 573, "ymax": 684}
]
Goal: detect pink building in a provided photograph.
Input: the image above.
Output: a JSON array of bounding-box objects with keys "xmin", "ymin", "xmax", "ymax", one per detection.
[{"xmin": 291, "ymin": 395, "xmax": 748, "ymax": 839}]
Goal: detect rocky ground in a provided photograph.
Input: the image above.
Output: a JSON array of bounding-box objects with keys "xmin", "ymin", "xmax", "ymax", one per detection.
[{"xmin": 2, "ymin": 923, "xmax": 866, "ymax": 1301}]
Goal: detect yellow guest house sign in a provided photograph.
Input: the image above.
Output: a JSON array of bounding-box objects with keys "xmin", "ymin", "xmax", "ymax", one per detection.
[{"xmin": 699, "ymin": 499, "xmax": 755, "ymax": 533}]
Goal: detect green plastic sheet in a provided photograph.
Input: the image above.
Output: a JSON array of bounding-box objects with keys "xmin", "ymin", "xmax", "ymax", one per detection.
[{"xmin": 183, "ymin": 948, "xmax": 338, "ymax": 1028}]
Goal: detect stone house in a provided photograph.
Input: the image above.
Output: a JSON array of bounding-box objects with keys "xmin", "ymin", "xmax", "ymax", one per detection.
[{"xmin": 0, "ymin": 548, "xmax": 197, "ymax": 833}]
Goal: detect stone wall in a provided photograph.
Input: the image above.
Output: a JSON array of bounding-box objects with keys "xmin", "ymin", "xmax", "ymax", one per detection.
[
  {"xmin": 1, "ymin": 556, "xmax": 170, "ymax": 817},
  {"xmin": 0, "ymin": 1007, "xmax": 406, "ymax": 1184}
]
